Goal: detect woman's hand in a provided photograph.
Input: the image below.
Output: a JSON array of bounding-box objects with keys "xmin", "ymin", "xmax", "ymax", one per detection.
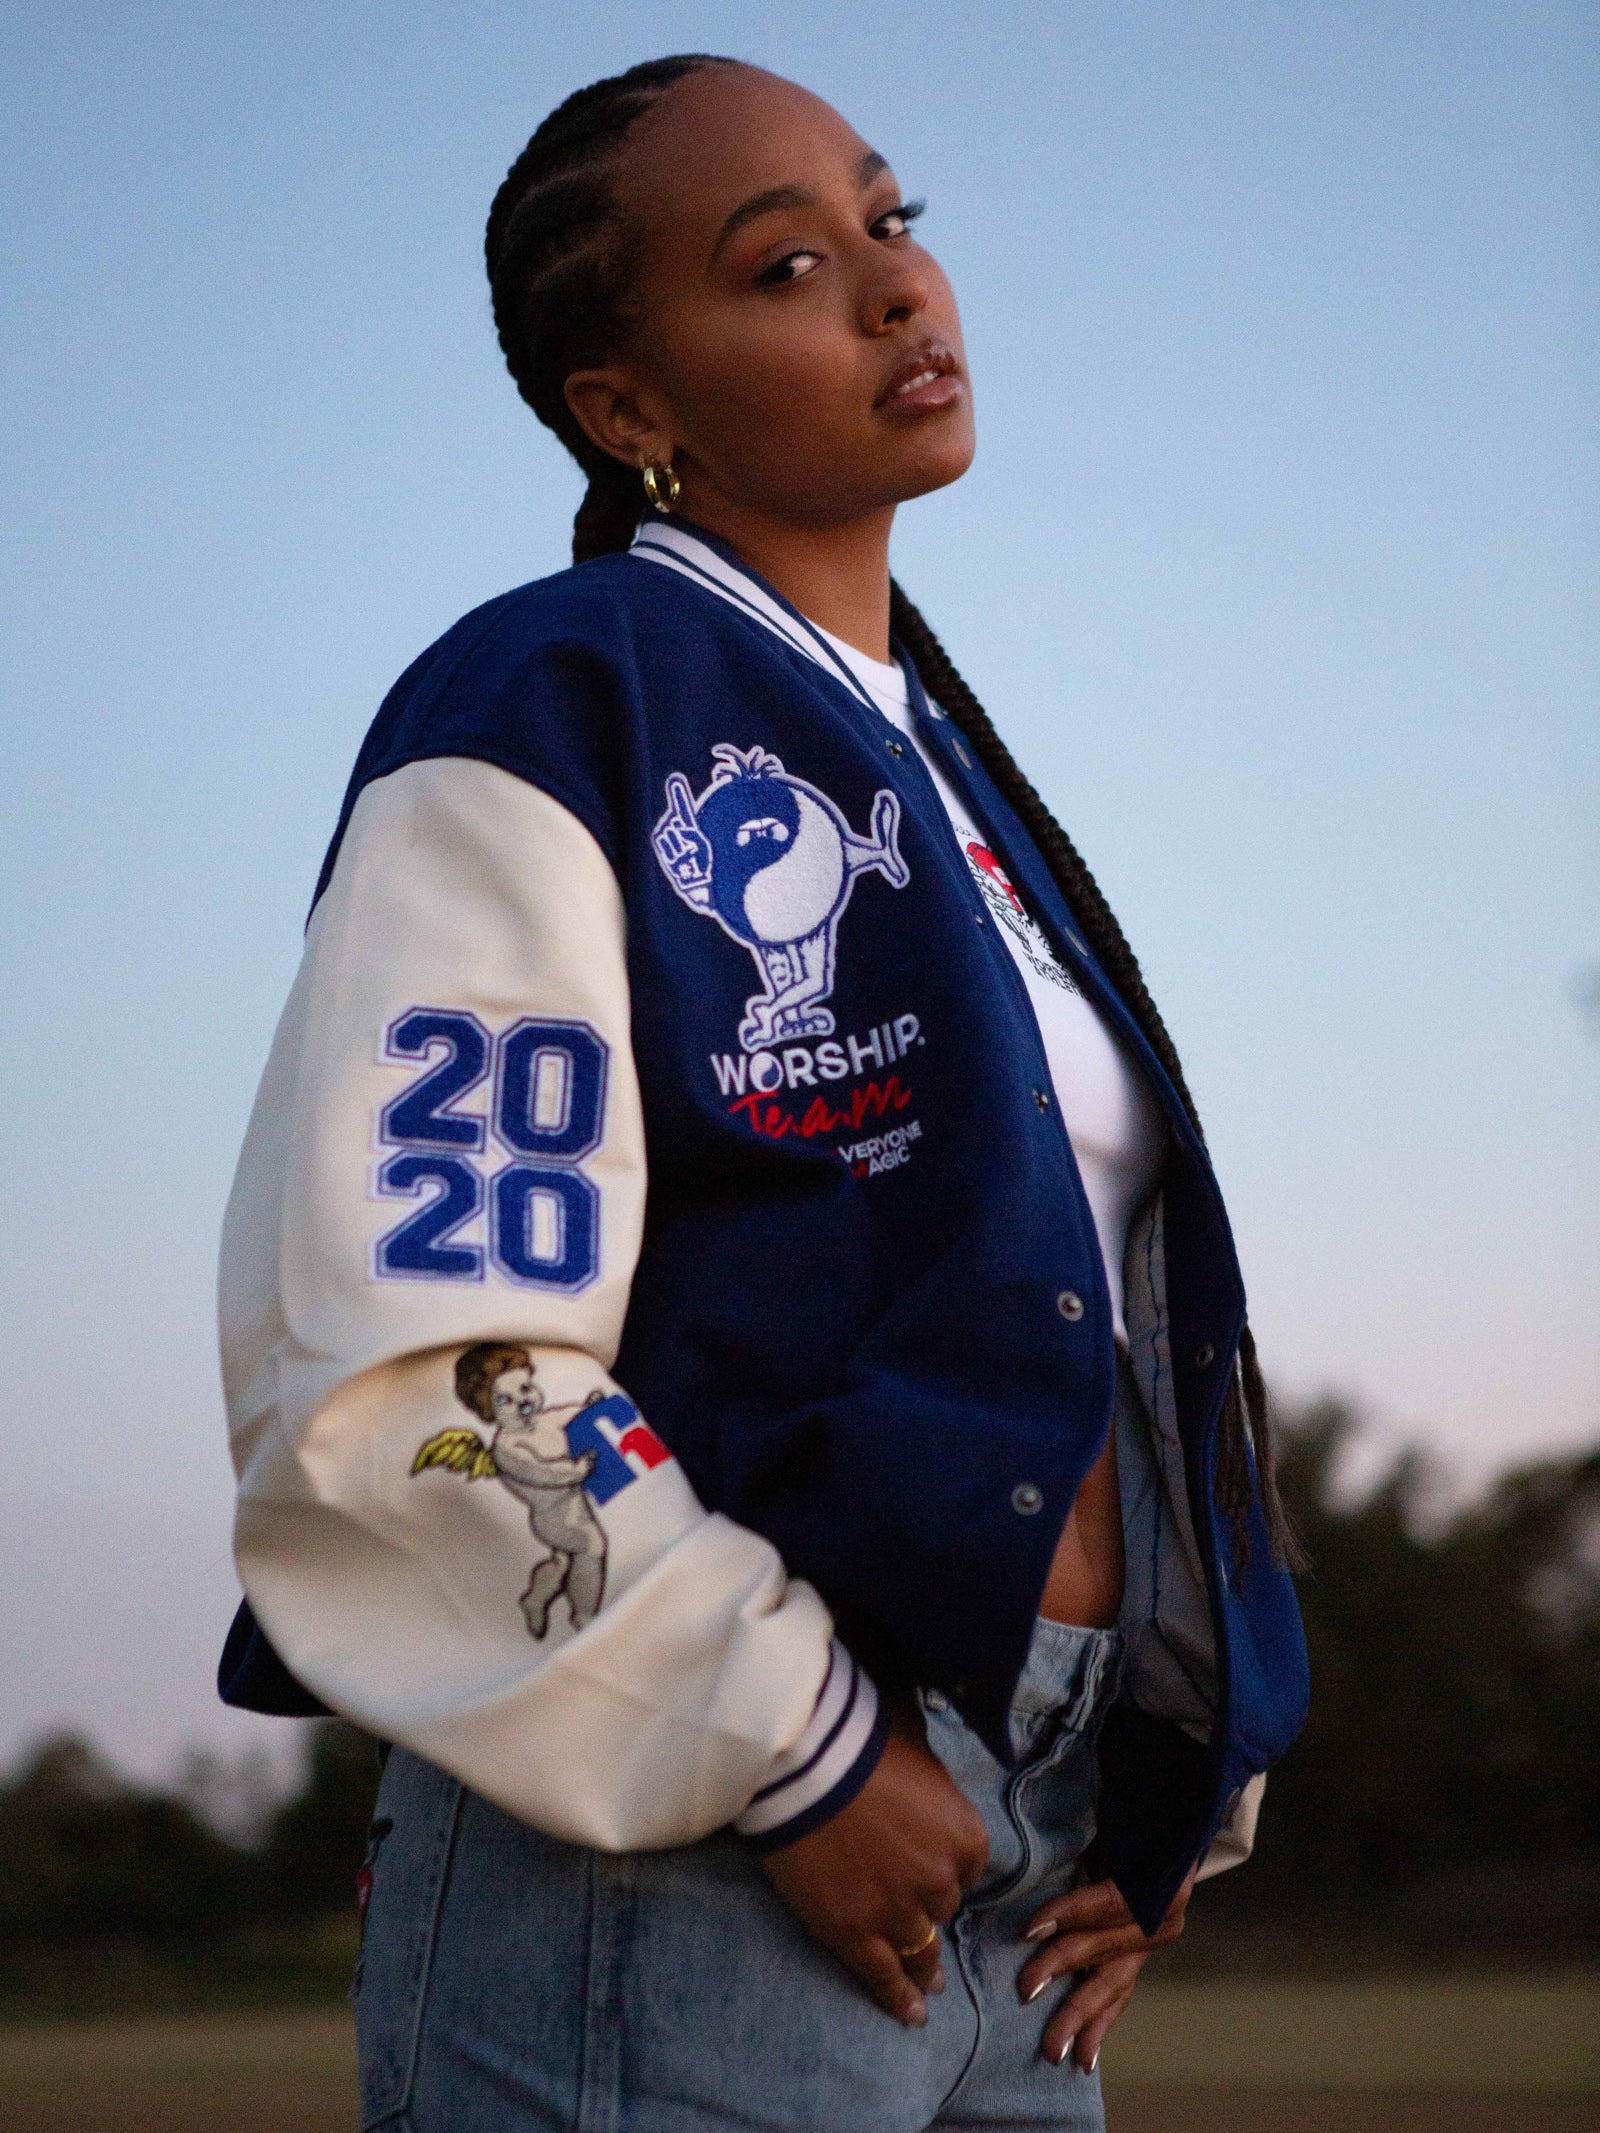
[
  {"xmin": 1016, "ymin": 1864, "xmax": 1196, "ymax": 2071},
  {"xmin": 757, "ymin": 1710, "xmax": 989, "ymax": 2027}
]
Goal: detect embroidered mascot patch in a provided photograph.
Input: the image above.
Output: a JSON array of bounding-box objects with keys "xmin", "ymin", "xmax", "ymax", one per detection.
[
  {"xmin": 411, "ymin": 1345, "xmax": 670, "ymax": 1640},
  {"xmin": 652, "ymin": 745, "xmax": 909, "ymax": 1050}
]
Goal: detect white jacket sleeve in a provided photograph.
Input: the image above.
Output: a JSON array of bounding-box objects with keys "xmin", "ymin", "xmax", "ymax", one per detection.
[{"xmin": 221, "ymin": 756, "xmax": 881, "ymax": 1851}]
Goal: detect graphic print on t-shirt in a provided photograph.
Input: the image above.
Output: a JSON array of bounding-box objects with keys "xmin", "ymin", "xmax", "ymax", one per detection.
[{"xmin": 960, "ymin": 835, "xmax": 1080, "ymax": 995}]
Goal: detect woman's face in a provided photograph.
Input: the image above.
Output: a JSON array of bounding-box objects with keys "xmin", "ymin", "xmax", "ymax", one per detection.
[
  {"xmin": 566, "ymin": 64, "xmax": 975, "ymax": 528},
  {"xmin": 490, "ymin": 1365, "xmax": 542, "ymax": 1427}
]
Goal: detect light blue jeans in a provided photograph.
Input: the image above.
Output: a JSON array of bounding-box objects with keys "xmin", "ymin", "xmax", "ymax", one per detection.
[{"xmin": 354, "ymin": 1618, "xmax": 1124, "ymax": 2132}]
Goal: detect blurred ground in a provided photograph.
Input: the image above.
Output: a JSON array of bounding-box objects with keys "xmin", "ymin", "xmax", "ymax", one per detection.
[
  {"xmin": 2, "ymin": 1977, "xmax": 1595, "ymax": 2133},
  {"xmin": 1108, "ymin": 2099, "xmax": 1600, "ymax": 2131},
  {"xmin": 1107, "ymin": 1975, "xmax": 1600, "ymax": 2089}
]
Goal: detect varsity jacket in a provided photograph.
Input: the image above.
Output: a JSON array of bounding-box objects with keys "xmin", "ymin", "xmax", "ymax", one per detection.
[{"xmin": 218, "ymin": 518, "xmax": 1308, "ymax": 1934}]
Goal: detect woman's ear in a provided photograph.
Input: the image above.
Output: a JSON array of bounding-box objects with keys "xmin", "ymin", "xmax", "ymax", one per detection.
[{"xmin": 563, "ymin": 367, "xmax": 673, "ymax": 471}]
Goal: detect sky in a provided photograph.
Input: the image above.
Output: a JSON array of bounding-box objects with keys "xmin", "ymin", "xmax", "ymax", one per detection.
[{"xmin": 2, "ymin": 0, "xmax": 1595, "ymax": 1790}]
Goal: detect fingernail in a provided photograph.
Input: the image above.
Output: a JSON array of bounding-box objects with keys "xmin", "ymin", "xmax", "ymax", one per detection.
[
  {"xmin": 904, "ymin": 1999, "xmax": 927, "ymax": 2028},
  {"xmin": 929, "ymin": 1967, "xmax": 946, "ymax": 1994},
  {"xmin": 1089, "ymin": 2048, "xmax": 1100, "ymax": 2073},
  {"xmin": 1024, "ymin": 1920, "xmax": 1058, "ymax": 1942},
  {"xmin": 1023, "ymin": 1975, "xmax": 1048, "ymax": 2004},
  {"xmin": 1049, "ymin": 2033, "xmax": 1076, "ymax": 2066}
]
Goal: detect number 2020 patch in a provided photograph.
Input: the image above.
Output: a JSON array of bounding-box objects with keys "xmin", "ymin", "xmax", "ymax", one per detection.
[{"xmin": 370, "ymin": 1008, "xmax": 607, "ymax": 1291}]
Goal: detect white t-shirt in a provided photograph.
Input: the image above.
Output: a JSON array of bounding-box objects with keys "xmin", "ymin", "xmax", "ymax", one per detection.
[{"xmin": 817, "ymin": 628, "xmax": 1168, "ymax": 1346}]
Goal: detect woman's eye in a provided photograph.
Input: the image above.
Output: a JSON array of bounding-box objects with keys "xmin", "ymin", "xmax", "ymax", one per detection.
[
  {"xmin": 870, "ymin": 199, "xmax": 925, "ymax": 241},
  {"xmin": 756, "ymin": 248, "xmax": 824, "ymax": 288}
]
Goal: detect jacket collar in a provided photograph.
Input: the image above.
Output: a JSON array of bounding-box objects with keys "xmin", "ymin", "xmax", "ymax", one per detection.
[
  {"xmin": 628, "ymin": 516, "xmax": 1216, "ymax": 1180},
  {"xmin": 630, "ymin": 517, "xmax": 887, "ymax": 717}
]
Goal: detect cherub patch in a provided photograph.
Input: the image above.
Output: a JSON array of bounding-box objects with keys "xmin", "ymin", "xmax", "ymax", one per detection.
[
  {"xmin": 411, "ymin": 1344, "xmax": 670, "ymax": 1640},
  {"xmin": 651, "ymin": 745, "xmax": 909, "ymax": 1051}
]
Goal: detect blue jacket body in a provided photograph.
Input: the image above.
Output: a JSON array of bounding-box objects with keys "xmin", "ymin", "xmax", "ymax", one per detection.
[{"xmin": 221, "ymin": 525, "xmax": 1308, "ymax": 1932}]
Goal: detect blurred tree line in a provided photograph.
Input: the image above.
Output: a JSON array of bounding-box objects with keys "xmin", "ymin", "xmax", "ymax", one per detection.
[
  {"xmin": 2, "ymin": 1402, "xmax": 1596, "ymax": 1999},
  {"xmin": 1196, "ymin": 1406, "xmax": 1600, "ymax": 1959},
  {"xmin": 0, "ymin": 1722, "xmax": 379, "ymax": 1950}
]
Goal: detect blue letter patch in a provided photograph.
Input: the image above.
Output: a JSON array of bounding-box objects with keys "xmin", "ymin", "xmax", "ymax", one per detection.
[{"xmin": 373, "ymin": 1011, "xmax": 608, "ymax": 1289}]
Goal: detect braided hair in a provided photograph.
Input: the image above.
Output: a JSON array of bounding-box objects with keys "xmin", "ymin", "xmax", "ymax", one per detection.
[
  {"xmin": 485, "ymin": 60, "xmax": 1300, "ymax": 1573},
  {"xmin": 485, "ymin": 55, "xmax": 733, "ymax": 564},
  {"xmin": 886, "ymin": 594, "xmax": 1301, "ymax": 1570}
]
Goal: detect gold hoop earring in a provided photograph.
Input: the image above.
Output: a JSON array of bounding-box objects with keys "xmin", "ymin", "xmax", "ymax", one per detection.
[{"xmin": 641, "ymin": 460, "xmax": 680, "ymax": 512}]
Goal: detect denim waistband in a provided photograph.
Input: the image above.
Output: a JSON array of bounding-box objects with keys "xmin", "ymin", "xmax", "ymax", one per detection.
[{"xmin": 1011, "ymin": 1617, "xmax": 1125, "ymax": 1735}]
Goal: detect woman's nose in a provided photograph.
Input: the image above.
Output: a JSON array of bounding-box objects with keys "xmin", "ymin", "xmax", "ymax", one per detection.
[{"xmin": 863, "ymin": 255, "xmax": 929, "ymax": 335}]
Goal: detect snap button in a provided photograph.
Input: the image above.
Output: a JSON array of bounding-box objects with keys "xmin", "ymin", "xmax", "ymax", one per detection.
[
  {"xmin": 1057, "ymin": 1290, "xmax": 1084, "ymax": 1321},
  {"xmin": 973, "ymin": 910, "xmax": 985, "ymax": 927},
  {"xmin": 1012, "ymin": 1482, "xmax": 1044, "ymax": 1515},
  {"xmin": 924, "ymin": 1689, "xmax": 949, "ymax": 1712},
  {"xmin": 1194, "ymin": 1342, "xmax": 1216, "ymax": 1370},
  {"xmin": 886, "ymin": 739, "xmax": 904, "ymax": 757},
  {"xmin": 1033, "ymin": 1087, "xmax": 1050, "ymax": 1112}
]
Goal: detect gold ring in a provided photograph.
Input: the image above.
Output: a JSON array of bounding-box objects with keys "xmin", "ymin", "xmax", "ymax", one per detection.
[{"xmin": 896, "ymin": 1924, "xmax": 939, "ymax": 1959}]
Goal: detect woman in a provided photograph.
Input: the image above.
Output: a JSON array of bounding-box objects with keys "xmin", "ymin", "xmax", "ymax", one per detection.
[{"xmin": 217, "ymin": 54, "xmax": 1308, "ymax": 2132}]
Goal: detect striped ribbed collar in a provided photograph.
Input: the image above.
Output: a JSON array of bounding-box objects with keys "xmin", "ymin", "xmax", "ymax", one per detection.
[{"xmin": 629, "ymin": 517, "xmax": 890, "ymax": 716}]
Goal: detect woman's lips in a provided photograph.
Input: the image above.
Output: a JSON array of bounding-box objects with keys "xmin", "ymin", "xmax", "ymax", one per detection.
[{"xmin": 876, "ymin": 344, "xmax": 963, "ymax": 416}]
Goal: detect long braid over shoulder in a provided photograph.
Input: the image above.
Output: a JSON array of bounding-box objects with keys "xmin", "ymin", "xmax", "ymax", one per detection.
[
  {"xmin": 484, "ymin": 54, "xmax": 732, "ymax": 563},
  {"xmin": 888, "ymin": 585, "xmax": 1301, "ymax": 1572},
  {"xmin": 487, "ymin": 62, "xmax": 1298, "ymax": 1574}
]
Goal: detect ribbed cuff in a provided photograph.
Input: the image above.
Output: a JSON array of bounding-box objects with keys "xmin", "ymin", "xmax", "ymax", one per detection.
[{"xmin": 735, "ymin": 1640, "xmax": 888, "ymax": 1852}]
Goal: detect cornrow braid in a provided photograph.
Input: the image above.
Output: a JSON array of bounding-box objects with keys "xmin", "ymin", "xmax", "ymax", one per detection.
[
  {"xmin": 484, "ymin": 54, "xmax": 733, "ymax": 564},
  {"xmin": 487, "ymin": 62, "xmax": 1300, "ymax": 1574},
  {"xmin": 888, "ymin": 585, "xmax": 1303, "ymax": 1574}
]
